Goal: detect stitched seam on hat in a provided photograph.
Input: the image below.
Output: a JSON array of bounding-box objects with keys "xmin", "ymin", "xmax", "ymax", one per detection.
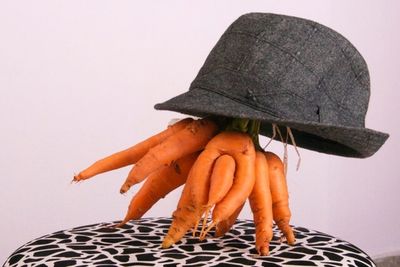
[
  {"xmin": 196, "ymin": 33, "xmax": 358, "ymax": 116},
  {"xmin": 314, "ymin": 59, "xmax": 363, "ymax": 124},
  {"xmin": 227, "ymin": 30, "xmax": 320, "ymax": 80},
  {"xmin": 210, "ymin": 17, "xmax": 368, "ymax": 89},
  {"xmin": 193, "ymin": 66, "xmax": 359, "ymax": 125},
  {"xmin": 273, "ymin": 26, "xmax": 318, "ymax": 85},
  {"xmin": 196, "ymin": 26, "xmax": 363, "ymax": 121},
  {"xmin": 196, "ymin": 32, "xmax": 259, "ymax": 79},
  {"xmin": 193, "ymin": 66, "xmax": 315, "ymax": 104},
  {"xmin": 193, "ymin": 85, "xmax": 323, "ymax": 122},
  {"xmin": 199, "ymin": 30, "xmax": 352, "ymax": 112},
  {"xmin": 228, "ymin": 29, "xmax": 366, "ymax": 91},
  {"xmin": 195, "ymin": 85, "xmax": 282, "ymax": 118},
  {"xmin": 195, "ymin": 65, "xmax": 318, "ymax": 105},
  {"xmin": 315, "ymin": 65, "xmax": 356, "ymax": 119},
  {"xmin": 236, "ymin": 31, "xmax": 266, "ymax": 72},
  {"xmin": 311, "ymin": 23, "xmax": 367, "ymax": 88},
  {"xmin": 218, "ymin": 67, "xmax": 314, "ymax": 104}
]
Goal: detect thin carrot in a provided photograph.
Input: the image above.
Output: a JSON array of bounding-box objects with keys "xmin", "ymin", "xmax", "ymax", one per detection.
[
  {"xmin": 249, "ymin": 151, "xmax": 273, "ymax": 255},
  {"xmin": 199, "ymin": 154, "xmax": 235, "ymax": 239},
  {"xmin": 196, "ymin": 131, "xmax": 256, "ymax": 238},
  {"xmin": 116, "ymin": 152, "xmax": 199, "ymax": 228},
  {"xmin": 120, "ymin": 118, "xmax": 218, "ymax": 193},
  {"xmin": 264, "ymin": 151, "xmax": 295, "ymax": 245},
  {"xmin": 214, "ymin": 202, "xmax": 244, "ymax": 237},
  {"xmin": 73, "ymin": 118, "xmax": 193, "ymax": 181}
]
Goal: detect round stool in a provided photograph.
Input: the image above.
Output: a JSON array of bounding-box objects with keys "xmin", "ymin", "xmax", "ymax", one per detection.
[{"xmin": 4, "ymin": 217, "xmax": 375, "ymax": 266}]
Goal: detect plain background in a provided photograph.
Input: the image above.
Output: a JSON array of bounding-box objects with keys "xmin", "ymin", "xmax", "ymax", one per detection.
[{"xmin": 1, "ymin": 0, "xmax": 399, "ymax": 263}]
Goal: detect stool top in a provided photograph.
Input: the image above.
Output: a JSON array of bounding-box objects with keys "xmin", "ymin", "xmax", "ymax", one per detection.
[{"xmin": 4, "ymin": 217, "xmax": 375, "ymax": 267}]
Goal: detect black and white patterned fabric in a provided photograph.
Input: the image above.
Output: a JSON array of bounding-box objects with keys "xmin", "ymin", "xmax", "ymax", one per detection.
[{"xmin": 4, "ymin": 217, "xmax": 375, "ymax": 266}]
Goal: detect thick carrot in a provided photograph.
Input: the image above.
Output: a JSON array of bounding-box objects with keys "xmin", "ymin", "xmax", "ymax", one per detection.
[
  {"xmin": 200, "ymin": 154, "xmax": 235, "ymax": 239},
  {"xmin": 162, "ymin": 147, "xmax": 220, "ymax": 248},
  {"xmin": 73, "ymin": 118, "xmax": 193, "ymax": 181},
  {"xmin": 264, "ymin": 151, "xmax": 295, "ymax": 245},
  {"xmin": 120, "ymin": 118, "xmax": 218, "ymax": 193},
  {"xmin": 196, "ymin": 131, "xmax": 256, "ymax": 238},
  {"xmin": 116, "ymin": 152, "xmax": 199, "ymax": 228},
  {"xmin": 214, "ymin": 202, "xmax": 244, "ymax": 237},
  {"xmin": 249, "ymin": 151, "xmax": 273, "ymax": 255},
  {"xmin": 163, "ymin": 131, "xmax": 255, "ymax": 247},
  {"xmin": 162, "ymin": 183, "xmax": 195, "ymax": 248}
]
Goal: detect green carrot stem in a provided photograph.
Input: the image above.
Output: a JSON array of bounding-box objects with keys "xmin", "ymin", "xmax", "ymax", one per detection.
[
  {"xmin": 225, "ymin": 118, "xmax": 262, "ymax": 151},
  {"xmin": 225, "ymin": 118, "xmax": 249, "ymax": 132},
  {"xmin": 248, "ymin": 120, "xmax": 262, "ymax": 151}
]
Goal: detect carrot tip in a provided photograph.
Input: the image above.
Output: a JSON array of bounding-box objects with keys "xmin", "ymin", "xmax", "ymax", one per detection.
[
  {"xmin": 259, "ymin": 246, "xmax": 270, "ymax": 256},
  {"xmin": 120, "ymin": 185, "xmax": 129, "ymax": 194},
  {"xmin": 279, "ymin": 230, "xmax": 295, "ymax": 245},
  {"xmin": 114, "ymin": 219, "xmax": 128, "ymax": 228},
  {"xmin": 287, "ymin": 237, "xmax": 296, "ymax": 245},
  {"xmin": 71, "ymin": 173, "xmax": 79, "ymax": 182},
  {"xmin": 71, "ymin": 177, "xmax": 83, "ymax": 184},
  {"xmin": 162, "ymin": 237, "xmax": 175, "ymax": 249},
  {"xmin": 73, "ymin": 171, "xmax": 85, "ymax": 181}
]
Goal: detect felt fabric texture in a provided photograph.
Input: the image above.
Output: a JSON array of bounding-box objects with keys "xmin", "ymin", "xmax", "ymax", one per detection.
[{"xmin": 155, "ymin": 13, "xmax": 389, "ymax": 158}]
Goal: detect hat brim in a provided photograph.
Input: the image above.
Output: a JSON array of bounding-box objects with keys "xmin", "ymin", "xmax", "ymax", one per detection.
[{"xmin": 154, "ymin": 88, "xmax": 389, "ymax": 158}]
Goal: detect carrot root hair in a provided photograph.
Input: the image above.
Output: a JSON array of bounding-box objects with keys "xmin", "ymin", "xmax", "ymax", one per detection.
[
  {"xmin": 192, "ymin": 220, "xmax": 199, "ymax": 237},
  {"xmin": 264, "ymin": 124, "xmax": 301, "ymax": 174},
  {"xmin": 200, "ymin": 220, "xmax": 218, "ymax": 240},
  {"xmin": 199, "ymin": 206, "xmax": 211, "ymax": 240}
]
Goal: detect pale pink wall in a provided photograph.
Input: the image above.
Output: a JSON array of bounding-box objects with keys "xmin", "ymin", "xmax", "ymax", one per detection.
[{"xmin": 1, "ymin": 0, "xmax": 399, "ymax": 262}]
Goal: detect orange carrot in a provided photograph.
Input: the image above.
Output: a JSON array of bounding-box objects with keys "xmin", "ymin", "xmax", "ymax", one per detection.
[
  {"xmin": 162, "ymin": 184, "xmax": 195, "ymax": 249},
  {"xmin": 163, "ymin": 131, "xmax": 255, "ymax": 247},
  {"xmin": 120, "ymin": 118, "xmax": 218, "ymax": 193},
  {"xmin": 200, "ymin": 154, "xmax": 235, "ymax": 239},
  {"xmin": 205, "ymin": 155, "xmax": 235, "ymax": 209},
  {"xmin": 249, "ymin": 151, "xmax": 273, "ymax": 255},
  {"xmin": 264, "ymin": 151, "xmax": 295, "ymax": 245},
  {"xmin": 74, "ymin": 118, "xmax": 193, "ymax": 181},
  {"xmin": 116, "ymin": 152, "xmax": 199, "ymax": 227},
  {"xmin": 162, "ymin": 147, "xmax": 219, "ymax": 248},
  {"xmin": 214, "ymin": 202, "xmax": 244, "ymax": 237},
  {"xmin": 194, "ymin": 131, "xmax": 256, "ymax": 238}
]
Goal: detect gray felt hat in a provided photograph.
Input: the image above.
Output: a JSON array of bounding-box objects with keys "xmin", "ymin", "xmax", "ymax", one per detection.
[{"xmin": 155, "ymin": 13, "xmax": 389, "ymax": 158}]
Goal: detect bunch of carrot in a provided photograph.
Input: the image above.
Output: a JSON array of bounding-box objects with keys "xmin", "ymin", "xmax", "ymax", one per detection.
[{"xmin": 74, "ymin": 117, "xmax": 295, "ymax": 256}]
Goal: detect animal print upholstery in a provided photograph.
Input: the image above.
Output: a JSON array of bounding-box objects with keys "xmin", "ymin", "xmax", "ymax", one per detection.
[{"xmin": 4, "ymin": 217, "xmax": 375, "ymax": 266}]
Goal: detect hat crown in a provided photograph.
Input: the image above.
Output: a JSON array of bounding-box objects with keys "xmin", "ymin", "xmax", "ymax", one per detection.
[{"xmin": 190, "ymin": 13, "xmax": 370, "ymax": 128}]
